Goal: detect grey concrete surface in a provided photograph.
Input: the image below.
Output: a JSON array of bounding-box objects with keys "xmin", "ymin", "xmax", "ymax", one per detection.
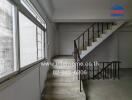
[{"xmin": 83, "ymin": 68, "xmax": 132, "ymax": 100}]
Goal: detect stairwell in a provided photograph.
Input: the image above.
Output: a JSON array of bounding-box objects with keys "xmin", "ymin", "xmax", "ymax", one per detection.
[
  {"xmin": 73, "ymin": 21, "xmax": 124, "ymax": 91},
  {"xmin": 42, "ymin": 21, "xmax": 125, "ymax": 100},
  {"xmin": 42, "ymin": 56, "xmax": 86, "ymax": 100}
]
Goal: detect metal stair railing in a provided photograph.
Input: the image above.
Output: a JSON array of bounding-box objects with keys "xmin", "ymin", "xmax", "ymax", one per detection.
[{"xmin": 73, "ymin": 22, "xmax": 121, "ymax": 92}]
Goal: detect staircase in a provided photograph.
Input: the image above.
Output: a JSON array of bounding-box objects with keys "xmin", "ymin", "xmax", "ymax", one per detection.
[
  {"xmin": 42, "ymin": 56, "xmax": 86, "ymax": 100},
  {"xmin": 74, "ymin": 21, "xmax": 125, "ymax": 91},
  {"xmin": 74, "ymin": 21, "xmax": 125, "ymax": 59}
]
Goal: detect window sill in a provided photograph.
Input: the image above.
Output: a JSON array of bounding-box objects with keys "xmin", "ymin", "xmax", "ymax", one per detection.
[{"xmin": 0, "ymin": 58, "xmax": 46, "ymax": 89}]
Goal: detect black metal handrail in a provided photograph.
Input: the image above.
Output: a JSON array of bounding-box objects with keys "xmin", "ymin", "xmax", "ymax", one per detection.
[
  {"xmin": 79, "ymin": 61, "xmax": 120, "ymax": 80},
  {"xmin": 73, "ymin": 22, "xmax": 120, "ymax": 92},
  {"xmin": 74, "ymin": 23, "xmax": 95, "ymax": 41},
  {"xmin": 74, "ymin": 22, "xmax": 113, "ymax": 58}
]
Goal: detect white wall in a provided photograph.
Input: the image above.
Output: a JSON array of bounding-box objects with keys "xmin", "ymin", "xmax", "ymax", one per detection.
[
  {"xmin": 58, "ymin": 22, "xmax": 132, "ymax": 68},
  {"xmin": 83, "ymin": 33, "xmax": 118, "ymax": 62},
  {"xmin": 118, "ymin": 24, "xmax": 132, "ymax": 68},
  {"xmin": 0, "ymin": 64, "xmax": 48, "ymax": 100},
  {"xmin": 58, "ymin": 23, "xmax": 92, "ymax": 55},
  {"xmin": 52, "ymin": 0, "xmax": 132, "ymax": 22},
  {"xmin": 47, "ymin": 22, "xmax": 59, "ymax": 59},
  {"xmin": 84, "ymin": 23, "xmax": 132, "ymax": 68}
]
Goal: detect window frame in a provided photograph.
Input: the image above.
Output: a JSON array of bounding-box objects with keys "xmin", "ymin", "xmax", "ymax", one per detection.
[{"xmin": 0, "ymin": 0, "xmax": 47, "ymax": 84}]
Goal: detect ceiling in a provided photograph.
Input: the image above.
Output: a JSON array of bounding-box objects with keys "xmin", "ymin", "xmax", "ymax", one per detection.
[{"xmin": 39, "ymin": 0, "xmax": 132, "ymax": 22}]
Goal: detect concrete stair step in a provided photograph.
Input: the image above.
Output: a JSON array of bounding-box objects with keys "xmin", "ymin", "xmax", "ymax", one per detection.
[
  {"xmin": 42, "ymin": 93, "xmax": 86, "ymax": 100},
  {"xmin": 52, "ymin": 56, "xmax": 75, "ymax": 63},
  {"xmin": 45, "ymin": 81, "xmax": 80, "ymax": 87},
  {"xmin": 80, "ymin": 21, "xmax": 125, "ymax": 58},
  {"xmin": 51, "ymin": 56, "xmax": 76, "ymax": 70},
  {"xmin": 47, "ymin": 69, "xmax": 78, "ymax": 78},
  {"xmin": 47, "ymin": 76, "xmax": 79, "ymax": 83},
  {"xmin": 44, "ymin": 85, "xmax": 81, "ymax": 95},
  {"xmin": 42, "ymin": 56, "xmax": 86, "ymax": 100},
  {"xmin": 50, "ymin": 65, "xmax": 76, "ymax": 70}
]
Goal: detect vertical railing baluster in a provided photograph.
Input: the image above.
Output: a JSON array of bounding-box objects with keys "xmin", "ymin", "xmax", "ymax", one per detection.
[
  {"xmin": 83, "ymin": 63, "xmax": 85, "ymax": 80},
  {"xmin": 113, "ymin": 62, "xmax": 115, "ymax": 80},
  {"xmin": 110, "ymin": 63, "xmax": 112, "ymax": 79},
  {"xmin": 83, "ymin": 34, "xmax": 84, "ymax": 50},
  {"xmin": 88, "ymin": 29, "xmax": 90, "ymax": 46},
  {"xmin": 107, "ymin": 23, "xmax": 109, "ymax": 29},
  {"xmin": 80, "ymin": 70, "xmax": 82, "ymax": 92},
  {"xmin": 108, "ymin": 67, "xmax": 110, "ymax": 79},
  {"xmin": 115, "ymin": 62, "xmax": 116, "ymax": 79},
  {"xmin": 98, "ymin": 23, "xmax": 100, "ymax": 37},
  {"xmin": 74, "ymin": 40, "xmax": 77, "ymax": 70},
  {"xmin": 93, "ymin": 25, "xmax": 95, "ymax": 42},
  {"xmin": 78, "ymin": 38, "xmax": 80, "ymax": 52},
  {"xmin": 103, "ymin": 62, "xmax": 104, "ymax": 80},
  {"xmin": 98, "ymin": 65, "xmax": 99, "ymax": 80},
  {"xmin": 118, "ymin": 61, "xmax": 120, "ymax": 79},
  {"xmin": 107, "ymin": 67, "xmax": 109, "ymax": 79},
  {"xmin": 88, "ymin": 64, "xmax": 90, "ymax": 80},
  {"xmin": 102, "ymin": 23, "xmax": 104, "ymax": 33},
  {"xmin": 93, "ymin": 63, "xmax": 94, "ymax": 79},
  {"xmin": 78, "ymin": 63, "xmax": 79, "ymax": 80},
  {"xmin": 105, "ymin": 68, "xmax": 106, "ymax": 79}
]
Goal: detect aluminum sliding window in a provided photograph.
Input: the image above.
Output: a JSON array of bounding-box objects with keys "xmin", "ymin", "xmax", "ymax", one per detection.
[
  {"xmin": 19, "ymin": 12, "xmax": 38, "ymax": 67},
  {"xmin": 19, "ymin": 12, "xmax": 45, "ymax": 67},
  {"xmin": 18, "ymin": 0, "xmax": 47, "ymax": 67},
  {"xmin": 0, "ymin": 0, "xmax": 16, "ymax": 78},
  {"xmin": 0, "ymin": 0, "xmax": 47, "ymax": 79},
  {"xmin": 36, "ymin": 27, "xmax": 44, "ymax": 60},
  {"xmin": 20, "ymin": 0, "xmax": 46, "ymax": 28}
]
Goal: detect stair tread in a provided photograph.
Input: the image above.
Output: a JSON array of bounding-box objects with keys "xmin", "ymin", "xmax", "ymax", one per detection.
[
  {"xmin": 42, "ymin": 56, "xmax": 86, "ymax": 100},
  {"xmin": 43, "ymin": 93, "xmax": 86, "ymax": 100},
  {"xmin": 80, "ymin": 21, "xmax": 125, "ymax": 58}
]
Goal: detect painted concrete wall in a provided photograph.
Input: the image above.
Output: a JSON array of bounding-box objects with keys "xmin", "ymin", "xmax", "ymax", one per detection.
[
  {"xmin": 52, "ymin": 0, "xmax": 132, "ymax": 22},
  {"xmin": 84, "ymin": 32, "xmax": 118, "ymax": 62},
  {"xmin": 58, "ymin": 23, "xmax": 132, "ymax": 68},
  {"xmin": 117, "ymin": 24, "xmax": 132, "ymax": 68},
  {"xmin": 58, "ymin": 23, "xmax": 92, "ymax": 55},
  {"xmin": 0, "ymin": 64, "xmax": 48, "ymax": 100},
  {"xmin": 84, "ymin": 24, "xmax": 132, "ymax": 68},
  {"xmin": 85, "ymin": 24, "xmax": 132, "ymax": 68}
]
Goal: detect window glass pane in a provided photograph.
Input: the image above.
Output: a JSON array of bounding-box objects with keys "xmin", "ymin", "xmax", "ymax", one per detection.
[
  {"xmin": 36, "ymin": 27, "xmax": 44, "ymax": 60},
  {"xmin": 44, "ymin": 32, "xmax": 47, "ymax": 58},
  {"xmin": 19, "ymin": 12, "xmax": 37, "ymax": 67},
  {"xmin": 0, "ymin": 0, "xmax": 15, "ymax": 77}
]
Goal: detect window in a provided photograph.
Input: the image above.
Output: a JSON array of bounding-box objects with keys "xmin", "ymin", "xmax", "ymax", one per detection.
[
  {"xmin": 19, "ymin": 12, "xmax": 37, "ymax": 67},
  {"xmin": 36, "ymin": 27, "xmax": 44, "ymax": 60},
  {"xmin": 0, "ymin": 0, "xmax": 47, "ymax": 80},
  {"xmin": 0, "ymin": 0, "xmax": 16, "ymax": 77},
  {"xmin": 19, "ymin": 12, "xmax": 45, "ymax": 67},
  {"xmin": 20, "ymin": 0, "xmax": 46, "ymax": 28},
  {"xmin": 19, "ymin": 0, "xmax": 47, "ymax": 67}
]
